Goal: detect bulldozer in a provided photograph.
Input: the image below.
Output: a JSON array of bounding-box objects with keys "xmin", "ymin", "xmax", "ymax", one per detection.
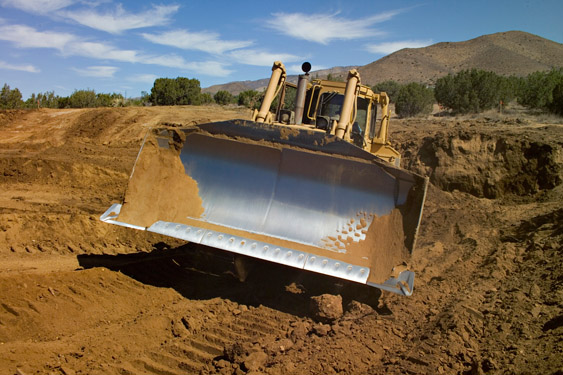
[{"xmin": 100, "ymin": 61, "xmax": 427, "ymax": 296}]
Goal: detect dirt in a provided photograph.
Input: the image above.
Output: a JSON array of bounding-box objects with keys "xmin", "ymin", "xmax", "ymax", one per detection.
[
  {"xmin": 117, "ymin": 131, "xmax": 204, "ymax": 228},
  {"xmin": 0, "ymin": 105, "xmax": 562, "ymax": 375}
]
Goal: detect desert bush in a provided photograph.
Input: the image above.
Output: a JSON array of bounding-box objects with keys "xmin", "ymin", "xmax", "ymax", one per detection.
[
  {"xmin": 0, "ymin": 84, "xmax": 23, "ymax": 109},
  {"xmin": 199, "ymin": 93, "xmax": 214, "ymax": 104},
  {"xmin": 549, "ymin": 79, "xmax": 563, "ymax": 115},
  {"xmin": 237, "ymin": 90, "xmax": 261, "ymax": 108},
  {"xmin": 326, "ymin": 73, "xmax": 344, "ymax": 82},
  {"xmin": 96, "ymin": 93, "xmax": 124, "ymax": 107},
  {"xmin": 395, "ymin": 82, "xmax": 434, "ymax": 117},
  {"xmin": 150, "ymin": 77, "xmax": 202, "ymax": 106},
  {"xmin": 373, "ymin": 80, "xmax": 401, "ymax": 103},
  {"xmin": 214, "ymin": 90, "xmax": 233, "ymax": 105},
  {"xmin": 435, "ymin": 69, "xmax": 512, "ymax": 113},
  {"xmin": 25, "ymin": 91, "xmax": 59, "ymax": 108},
  {"xmin": 518, "ymin": 68, "xmax": 563, "ymax": 115},
  {"xmin": 68, "ymin": 89, "xmax": 97, "ymax": 108}
]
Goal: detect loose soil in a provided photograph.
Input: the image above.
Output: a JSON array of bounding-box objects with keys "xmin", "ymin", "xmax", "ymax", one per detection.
[{"xmin": 0, "ymin": 105, "xmax": 561, "ymax": 375}]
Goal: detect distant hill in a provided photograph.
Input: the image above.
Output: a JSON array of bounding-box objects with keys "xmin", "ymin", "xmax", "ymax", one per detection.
[
  {"xmin": 359, "ymin": 31, "xmax": 563, "ymax": 85},
  {"xmin": 202, "ymin": 66, "xmax": 356, "ymax": 95},
  {"xmin": 203, "ymin": 31, "xmax": 563, "ymax": 94}
]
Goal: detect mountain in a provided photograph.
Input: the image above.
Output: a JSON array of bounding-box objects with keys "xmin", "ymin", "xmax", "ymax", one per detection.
[
  {"xmin": 203, "ymin": 31, "xmax": 563, "ymax": 93},
  {"xmin": 359, "ymin": 31, "xmax": 563, "ymax": 85}
]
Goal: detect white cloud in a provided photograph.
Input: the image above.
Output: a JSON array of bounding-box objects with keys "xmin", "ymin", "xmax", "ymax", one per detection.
[
  {"xmin": 0, "ymin": 23, "xmax": 232, "ymax": 77},
  {"xmin": 61, "ymin": 4, "xmax": 179, "ymax": 33},
  {"xmin": 1, "ymin": 0, "xmax": 74, "ymax": 14},
  {"xmin": 228, "ymin": 49, "xmax": 300, "ymax": 67},
  {"xmin": 266, "ymin": 11, "xmax": 400, "ymax": 44},
  {"xmin": 365, "ymin": 40, "xmax": 433, "ymax": 54},
  {"xmin": 0, "ymin": 60, "xmax": 40, "ymax": 73},
  {"xmin": 67, "ymin": 41, "xmax": 139, "ymax": 62},
  {"xmin": 128, "ymin": 73, "xmax": 159, "ymax": 84},
  {"xmin": 0, "ymin": 24, "xmax": 77, "ymax": 50},
  {"xmin": 72, "ymin": 65, "xmax": 117, "ymax": 77},
  {"xmin": 142, "ymin": 29, "xmax": 253, "ymax": 54},
  {"xmin": 144, "ymin": 55, "xmax": 233, "ymax": 76}
]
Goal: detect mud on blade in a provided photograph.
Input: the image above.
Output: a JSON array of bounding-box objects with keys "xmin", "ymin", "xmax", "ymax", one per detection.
[{"xmin": 101, "ymin": 120, "xmax": 427, "ymax": 295}]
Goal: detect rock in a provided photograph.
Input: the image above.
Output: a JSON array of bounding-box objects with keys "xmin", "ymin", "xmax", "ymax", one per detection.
[
  {"xmin": 528, "ymin": 283, "xmax": 541, "ymax": 299},
  {"xmin": 263, "ymin": 338, "xmax": 293, "ymax": 355},
  {"xmin": 310, "ymin": 294, "xmax": 343, "ymax": 322},
  {"xmin": 312, "ymin": 323, "xmax": 331, "ymax": 337},
  {"xmin": 289, "ymin": 321, "xmax": 311, "ymax": 342},
  {"xmin": 214, "ymin": 359, "xmax": 230, "ymax": 369},
  {"xmin": 242, "ymin": 350, "xmax": 268, "ymax": 372}
]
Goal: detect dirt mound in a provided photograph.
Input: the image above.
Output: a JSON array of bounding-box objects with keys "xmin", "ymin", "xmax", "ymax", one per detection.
[
  {"xmin": 0, "ymin": 107, "xmax": 561, "ymax": 375},
  {"xmin": 393, "ymin": 119, "xmax": 563, "ymax": 199}
]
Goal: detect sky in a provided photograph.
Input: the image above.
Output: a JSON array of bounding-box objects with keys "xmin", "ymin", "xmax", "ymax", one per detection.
[{"xmin": 1, "ymin": 0, "xmax": 562, "ymax": 99}]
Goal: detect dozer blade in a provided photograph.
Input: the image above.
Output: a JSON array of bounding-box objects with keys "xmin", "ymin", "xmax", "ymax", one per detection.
[{"xmin": 101, "ymin": 120, "xmax": 427, "ymax": 295}]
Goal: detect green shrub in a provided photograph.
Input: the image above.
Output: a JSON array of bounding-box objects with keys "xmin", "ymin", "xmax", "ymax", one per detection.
[
  {"xmin": 549, "ymin": 79, "xmax": 563, "ymax": 115},
  {"xmin": 435, "ymin": 69, "xmax": 512, "ymax": 113},
  {"xmin": 213, "ymin": 90, "xmax": 233, "ymax": 105},
  {"xmin": 518, "ymin": 68, "xmax": 563, "ymax": 114},
  {"xmin": 0, "ymin": 84, "xmax": 23, "ymax": 109},
  {"xmin": 373, "ymin": 80, "xmax": 401, "ymax": 103},
  {"xmin": 395, "ymin": 83, "xmax": 434, "ymax": 117},
  {"xmin": 150, "ymin": 77, "xmax": 202, "ymax": 106},
  {"xmin": 237, "ymin": 90, "xmax": 261, "ymax": 109},
  {"xmin": 25, "ymin": 91, "xmax": 59, "ymax": 108},
  {"xmin": 68, "ymin": 89, "xmax": 97, "ymax": 108},
  {"xmin": 199, "ymin": 93, "xmax": 213, "ymax": 104}
]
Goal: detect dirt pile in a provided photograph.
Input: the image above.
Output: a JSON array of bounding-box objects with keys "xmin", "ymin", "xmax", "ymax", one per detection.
[
  {"xmin": 0, "ymin": 107, "xmax": 561, "ymax": 375},
  {"xmin": 393, "ymin": 119, "xmax": 563, "ymax": 199}
]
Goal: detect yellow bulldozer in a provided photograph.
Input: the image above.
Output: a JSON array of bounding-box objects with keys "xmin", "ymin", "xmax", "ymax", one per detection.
[{"xmin": 100, "ymin": 61, "xmax": 427, "ymax": 296}]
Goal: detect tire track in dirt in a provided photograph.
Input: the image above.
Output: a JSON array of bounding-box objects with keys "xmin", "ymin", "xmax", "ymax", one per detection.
[
  {"xmin": 116, "ymin": 307, "xmax": 291, "ymax": 375},
  {"xmin": 100, "ymin": 252, "xmax": 294, "ymax": 375}
]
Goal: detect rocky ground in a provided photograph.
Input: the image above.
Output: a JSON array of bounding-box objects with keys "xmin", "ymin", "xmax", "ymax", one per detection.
[{"xmin": 0, "ymin": 105, "xmax": 561, "ymax": 375}]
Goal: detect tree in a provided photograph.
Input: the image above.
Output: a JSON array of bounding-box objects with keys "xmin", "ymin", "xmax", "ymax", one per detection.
[
  {"xmin": 549, "ymin": 78, "xmax": 563, "ymax": 115},
  {"xmin": 237, "ymin": 90, "xmax": 261, "ymax": 108},
  {"xmin": 96, "ymin": 92, "xmax": 123, "ymax": 107},
  {"xmin": 199, "ymin": 93, "xmax": 214, "ymax": 104},
  {"xmin": 0, "ymin": 84, "xmax": 23, "ymax": 109},
  {"xmin": 326, "ymin": 73, "xmax": 344, "ymax": 82},
  {"xmin": 395, "ymin": 83, "xmax": 434, "ymax": 117},
  {"xmin": 69, "ymin": 89, "xmax": 97, "ymax": 108},
  {"xmin": 373, "ymin": 80, "xmax": 401, "ymax": 103},
  {"xmin": 214, "ymin": 90, "xmax": 233, "ymax": 105},
  {"xmin": 435, "ymin": 69, "xmax": 513, "ymax": 113},
  {"xmin": 150, "ymin": 77, "xmax": 202, "ymax": 106},
  {"xmin": 26, "ymin": 91, "xmax": 59, "ymax": 108},
  {"xmin": 518, "ymin": 68, "xmax": 563, "ymax": 114}
]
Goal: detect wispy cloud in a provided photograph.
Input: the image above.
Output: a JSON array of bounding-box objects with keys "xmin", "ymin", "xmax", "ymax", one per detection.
[
  {"xmin": 266, "ymin": 11, "xmax": 401, "ymax": 44},
  {"xmin": 61, "ymin": 4, "xmax": 179, "ymax": 34},
  {"xmin": 142, "ymin": 29, "xmax": 253, "ymax": 54},
  {"xmin": 365, "ymin": 39, "xmax": 433, "ymax": 54},
  {"xmin": 0, "ymin": 24, "xmax": 77, "ymax": 50},
  {"xmin": 128, "ymin": 73, "xmax": 159, "ymax": 84},
  {"xmin": 0, "ymin": 23, "xmax": 232, "ymax": 76},
  {"xmin": 67, "ymin": 41, "xmax": 139, "ymax": 62},
  {"xmin": 72, "ymin": 65, "xmax": 117, "ymax": 77},
  {"xmin": 0, "ymin": 60, "xmax": 40, "ymax": 73},
  {"xmin": 228, "ymin": 49, "xmax": 300, "ymax": 67},
  {"xmin": 143, "ymin": 54, "xmax": 232, "ymax": 76},
  {"xmin": 1, "ymin": 0, "xmax": 74, "ymax": 14}
]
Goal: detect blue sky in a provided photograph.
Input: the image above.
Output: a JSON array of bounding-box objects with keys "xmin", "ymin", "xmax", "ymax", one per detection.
[{"xmin": 1, "ymin": 0, "xmax": 562, "ymax": 99}]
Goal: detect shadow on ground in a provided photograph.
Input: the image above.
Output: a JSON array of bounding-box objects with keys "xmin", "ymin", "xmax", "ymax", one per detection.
[{"xmin": 77, "ymin": 242, "xmax": 385, "ymax": 318}]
